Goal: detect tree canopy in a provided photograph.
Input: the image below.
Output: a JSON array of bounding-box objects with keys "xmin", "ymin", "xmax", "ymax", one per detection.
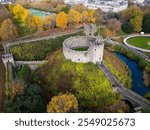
[
  {"xmin": 121, "ymin": 22, "xmax": 134, "ymax": 33},
  {"xmin": 142, "ymin": 14, "xmax": 150, "ymax": 33},
  {"xmin": 0, "ymin": 19, "xmax": 18, "ymax": 40},
  {"xmin": 47, "ymin": 93, "xmax": 78, "ymax": 113},
  {"xmin": 121, "ymin": 5, "xmax": 143, "ymax": 32},
  {"xmin": 56, "ymin": 11, "xmax": 68, "ymax": 29}
]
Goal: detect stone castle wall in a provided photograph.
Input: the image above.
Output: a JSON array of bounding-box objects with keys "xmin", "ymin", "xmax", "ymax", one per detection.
[{"xmin": 63, "ymin": 36, "xmax": 104, "ymax": 64}]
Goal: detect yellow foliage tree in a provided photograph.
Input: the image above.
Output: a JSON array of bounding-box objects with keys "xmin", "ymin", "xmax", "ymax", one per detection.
[
  {"xmin": 43, "ymin": 14, "xmax": 56, "ymax": 29},
  {"xmin": 8, "ymin": 4, "xmax": 15, "ymax": 13},
  {"xmin": 67, "ymin": 9, "xmax": 81, "ymax": 25},
  {"xmin": 13, "ymin": 3, "xmax": 25, "ymax": 19},
  {"xmin": 21, "ymin": 9, "xmax": 30, "ymax": 24},
  {"xmin": 0, "ymin": 19, "xmax": 18, "ymax": 40},
  {"xmin": 56, "ymin": 11, "xmax": 68, "ymax": 29},
  {"xmin": 87, "ymin": 9, "xmax": 96, "ymax": 23},
  {"xmin": 31, "ymin": 16, "xmax": 43, "ymax": 31},
  {"xmin": 47, "ymin": 93, "xmax": 78, "ymax": 113}
]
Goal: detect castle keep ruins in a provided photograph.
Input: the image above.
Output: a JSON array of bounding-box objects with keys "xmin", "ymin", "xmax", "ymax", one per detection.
[{"xmin": 63, "ymin": 36, "xmax": 104, "ymax": 64}]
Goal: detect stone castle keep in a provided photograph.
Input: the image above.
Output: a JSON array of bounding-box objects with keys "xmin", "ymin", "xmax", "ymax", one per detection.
[
  {"xmin": 63, "ymin": 36, "xmax": 104, "ymax": 64},
  {"xmin": 63, "ymin": 24, "xmax": 104, "ymax": 64}
]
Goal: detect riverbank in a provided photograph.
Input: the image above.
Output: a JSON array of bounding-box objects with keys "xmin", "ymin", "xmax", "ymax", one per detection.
[
  {"xmin": 104, "ymin": 50, "xmax": 132, "ymax": 88},
  {"xmin": 115, "ymin": 53, "xmax": 150, "ymax": 97},
  {"xmin": 0, "ymin": 45, "xmax": 5, "ymax": 112},
  {"xmin": 108, "ymin": 44, "xmax": 150, "ymax": 87}
]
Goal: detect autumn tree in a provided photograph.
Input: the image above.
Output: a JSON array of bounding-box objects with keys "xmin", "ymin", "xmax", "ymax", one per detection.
[
  {"xmin": 108, "ymin": 19, "xmax": 121, "ymax": 33},
  {"xmin": 8, "ymin": 80, "xmax": 26, "ymax": 100},
  {"xmin": 130, "ymin": 16, "xmax": 143, "ymax": 32},
  {"xmin": 4, "ymin": 84, "xmax": 46, "ymax": 113},
  {"xmin": 47, "ymin": 93, "xmax": 78, "ymax": 113},
  {"xmin": 56, "ymin": 11, "xmax": 68, "ymax": 29},
  {"xmin": 67, "ymin": 9, "xmax": 81, "ymax": 25},
  {"xmin": 43, "ymin": 14, "xmax": 56, "ymax": 29},
  {"xmin": 94, "ymin": 8, "xmax": 104, "ymax": 24},
  {"xmin": 8, "ymin": 3, "xmax": 15, "ymax": 13},
  {"xmin": 13, "ymin": 3, "xmax": 25, "ymax": 19},
  {"xmin": 31, "ymin": 16, "xmax": 43, "ymax": 31},
  {"xmin": 103, "ymin": 28, "xmax": 114, "ymax": 37},
  {"xmin": 87, "ymin": 9, "xmax": 96, "ymax": 23},
  {"xmin": 81, "ymin": 11, "xmax": 88, "ymax": 22},
  {"xmin": 0, "ymin": 19, "xmax": 18, "ymax": 40},
  {"xmin": 21, "ymin": 9, "xmax": 30, "ymax": 24},
  {"xmin": 121, "ymin": 5, "xmax": 143, "ymax": 32}
]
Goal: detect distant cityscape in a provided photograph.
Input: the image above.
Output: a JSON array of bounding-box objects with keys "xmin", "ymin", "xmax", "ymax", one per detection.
[
  {"xmin": 64, "ymin": 0, "xmax": 149, "ymax": 12},
  {"xmin": 0, "ymin": 0, "xmax": 149, "ymax": 12}
]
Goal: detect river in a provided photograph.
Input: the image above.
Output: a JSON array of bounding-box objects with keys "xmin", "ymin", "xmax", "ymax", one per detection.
[{"xmin": 115, "ymin": 53, "xmax": 150, "ymax": 97}]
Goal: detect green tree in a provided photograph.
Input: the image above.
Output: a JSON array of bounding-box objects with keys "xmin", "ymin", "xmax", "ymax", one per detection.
[
  {"xmin": 142, "ymin": 14, "xmax": 150, "ymax": 33},
  {"xmin": 4, "ymin": 84, "xmax": 46, "ymax": 113},
  {"xmin": 47, "ymin": 93, "xmax": 78, "ymax": 113},
  {"xmin": 17, "ymin": 65, "xmax": 31, "ymax": 82},
  {"xmin": 121, "ymin": 5, "xmax": 143, "ymax": 32},
  {"xmin": 121, "ymin": 22, "xmax": 134, "ymax": 33},
  {"xmin": 0, "ymin": 19, "xmax": 18, "ymax": 40},
  {"xmin": 144, "ymin": 92, "xmax": 150, "ymax": 101}
]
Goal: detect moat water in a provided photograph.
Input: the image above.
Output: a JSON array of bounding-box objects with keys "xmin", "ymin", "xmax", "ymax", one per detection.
[{"xmin": 115, "ymin": 53, "xmax": 150, "ymax": 97}]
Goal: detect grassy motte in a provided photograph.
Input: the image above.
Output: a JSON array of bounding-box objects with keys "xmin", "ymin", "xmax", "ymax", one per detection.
[
  {"xmin": 127, "ymin": 37, "xmax": 150, "ymax": 50},
  {"xmin": 32, "ymin": 50, "xmax": 126, "ymax": 112}
]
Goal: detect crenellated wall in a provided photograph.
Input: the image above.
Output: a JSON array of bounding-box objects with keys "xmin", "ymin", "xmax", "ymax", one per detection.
[{"xmin": 63, "ymin": 36, "xmax": 104, "ymax": 64}]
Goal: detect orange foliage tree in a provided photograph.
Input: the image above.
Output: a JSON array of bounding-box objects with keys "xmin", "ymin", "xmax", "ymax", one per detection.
[{"xmin": 56, "ymin": 11, "xmax": 68, "ymax": 29}]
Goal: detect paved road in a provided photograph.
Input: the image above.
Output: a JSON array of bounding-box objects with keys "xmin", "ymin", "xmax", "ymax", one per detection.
[{"xmin": 98, "ymin": 63, "xmax": 150, "ymax": 111}]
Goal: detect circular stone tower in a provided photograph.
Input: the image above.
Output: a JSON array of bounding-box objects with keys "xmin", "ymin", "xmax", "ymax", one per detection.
[{"xmin": 63, "ymin": 36, "xmax": 104, "ymax": 64}]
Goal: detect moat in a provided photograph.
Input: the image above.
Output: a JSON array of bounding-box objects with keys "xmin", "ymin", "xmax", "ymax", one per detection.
[{"xmin": 115, "ymin": 52, "xmax": 150, "ymax": 96}]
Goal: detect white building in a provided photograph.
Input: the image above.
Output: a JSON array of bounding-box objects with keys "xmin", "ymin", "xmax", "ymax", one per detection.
[
  {"xmin": 64, "ymin": 0, "xmax": 128, "ymax": 13},
  {"xmin": 132, "ymin": 0, "xmax": 145, "ymax": 4}
]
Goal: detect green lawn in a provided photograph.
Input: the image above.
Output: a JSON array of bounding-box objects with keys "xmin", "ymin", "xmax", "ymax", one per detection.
[
  {"xmin": 127, "ymin": 37, "xmax": 150, "ymax": 50},
  {"xmin": 73, "ymin": 47, "xmax": 89, "ymax": 51}
]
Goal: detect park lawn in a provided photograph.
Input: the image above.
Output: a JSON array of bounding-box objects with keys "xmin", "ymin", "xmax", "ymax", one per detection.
[{"xmin": 127, "ymin": 37, "xmax": 150, "ymax": 50}]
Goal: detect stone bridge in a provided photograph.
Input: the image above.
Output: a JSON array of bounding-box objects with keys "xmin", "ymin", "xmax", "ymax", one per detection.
[{"xmin": 98, "ymin": 63, "xmax": 150, "ymax": 111}]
